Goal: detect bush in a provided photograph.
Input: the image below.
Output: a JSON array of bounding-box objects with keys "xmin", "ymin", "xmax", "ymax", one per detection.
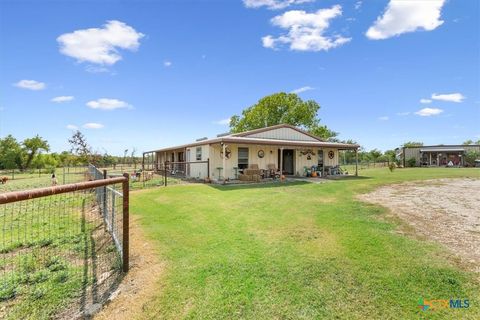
[
  {"xmin": 464, "ymin": 150, "xmax": 480, "ymax": 167},
  {"xmin": 407, "ymin": 157, "xmax": 417, "ymax": 167},
  {"xmin": 388, "ymin": 162, "xmax": 396, "ymax": 172}
]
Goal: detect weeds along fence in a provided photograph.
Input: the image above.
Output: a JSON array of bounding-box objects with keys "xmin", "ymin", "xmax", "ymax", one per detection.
[{"xmin": 0, "ymin": 174, "xmax": 129, "ymax": 319}]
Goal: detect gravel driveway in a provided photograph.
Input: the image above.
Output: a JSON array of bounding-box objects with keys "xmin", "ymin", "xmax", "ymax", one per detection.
[{"xmin": 359, "ymin": 178, "xmax": 480, "ymax": 273}]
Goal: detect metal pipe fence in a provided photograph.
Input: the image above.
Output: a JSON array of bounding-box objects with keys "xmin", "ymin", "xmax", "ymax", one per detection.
[{"xmin": 0, "ymin": 174, "xmax": 129, "ymax": 319}]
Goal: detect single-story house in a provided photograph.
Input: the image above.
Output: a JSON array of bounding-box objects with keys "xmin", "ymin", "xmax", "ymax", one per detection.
[
  {"xmin": 143, "ymin": 124, "xmax": 359, "ymax": 180},
  {"xmin": 397, "ymin": 144, "xmax": 480, "ymax": 167}
]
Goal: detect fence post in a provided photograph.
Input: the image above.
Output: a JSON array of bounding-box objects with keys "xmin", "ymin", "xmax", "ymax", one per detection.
[
  {"xmin": 103, "ymin": 170, "xmax": 107, "ymax": 217},
  {"xmin": 11, "ymin": 169, "xmax": 14, "ymax": 180},
  {"xmin": 207, "ymin": 158, "xmax": 210, "ymax": 179},
  {"xmin": 164, "ymin": 161, "xmax": 167, "ymax": 187},
  {"xmin": 122, "ymin": 173, "xmax": 129, "ymax": 272},
  {"xmin": 63, "ymin": 167, "xmax": 66, "ymax": 184}
]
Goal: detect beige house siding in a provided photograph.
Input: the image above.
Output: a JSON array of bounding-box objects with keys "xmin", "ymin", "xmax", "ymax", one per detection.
[
  {"xmin": 323, "ymin": 148, "xmax": 339, "ymax": 167},
  {"xmin": 209, "ymin": 144, "xmax": 339, "ymax": 179},
  {"xmin": 294, "ymin": 150, "xmax": 317, "ymax": 175},
  {"xmin": 244, "ymin": 127, "xmax": 318, "ymax": 142},
  {"xmin": 186, "ymin": 144, "xmax": 209, "ymax": 178}
]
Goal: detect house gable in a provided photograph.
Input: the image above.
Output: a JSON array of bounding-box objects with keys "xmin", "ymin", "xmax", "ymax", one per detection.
[{"xmin": 238, "ymin": 126, "xmax": 320, "ymax": 142}]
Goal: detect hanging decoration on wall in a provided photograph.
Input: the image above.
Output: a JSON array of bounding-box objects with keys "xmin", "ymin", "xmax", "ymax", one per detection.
[
  {"xmin": 258, "ymin": 150, "xmax": 265, "ymax": 158},
  {"xmin": 220, "ymin": 147, "xmax": 232, "ymax": 159},
  {"xmin": 299, "ymin": 149, "xmax": 316, "ymax": 160},
  {"xmin": 328, "ymin": 150, "xmax": 335, "ymax": 159}
]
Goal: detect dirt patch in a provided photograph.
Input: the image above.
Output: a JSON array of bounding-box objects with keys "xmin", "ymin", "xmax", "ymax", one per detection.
[
  {"xmin": 94, "ymin": 216, "xmax": 165, "ymax": 320},
  {"xmin": 358, "ymin": 178, "xmax": 480, "ymax": 273}
]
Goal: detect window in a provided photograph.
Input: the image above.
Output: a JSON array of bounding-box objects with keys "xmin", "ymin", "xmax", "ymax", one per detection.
[
  {"xmin": 318, "ymin": 149, "xmax": 324, "ymax": 167},
  {"xmin": 238, "ymin": 147, "xmax": 249, "ymax": 169},
  {"xmin": 196, "ymin": 147, "xmax": 202, "ymax": 161}
]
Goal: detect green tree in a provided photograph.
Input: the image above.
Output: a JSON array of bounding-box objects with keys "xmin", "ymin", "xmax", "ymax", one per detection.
[
  {"xmin": 463, "ymin": 139, "xmax": 474, "ymax": 145},
  {"xmin": 402, "ymin": 141, "xmax": 423, "ymax": 147},
  {"xmin": 383, "ymin": 150, "xmax": 397, "ymax": 162},
  {"xmin": 229, "ymin": 92, "xmax": 337, "ymax": 140},
  {"xmin": 368, "ymin": 149, "xmax": 382, "ymax": 162},
  {"xmin": 21, "ymin": 135, "xmax": 50, "ymax": 170},
  {"xmin": 68, "ymin": 131, "xmax": 91, "ymax": 164},
  {"xmin": 464, "ymin": 150, "xmax": 480, "ymax": 167},
  {"xmin": 0, "ymin": 135, "xmax": 23, "ymax": 169}
]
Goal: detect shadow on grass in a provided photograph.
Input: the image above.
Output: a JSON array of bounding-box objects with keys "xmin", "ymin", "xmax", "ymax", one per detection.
[
  {"xmin": 76, "ymin": 199, "xmax": 125, "ymax": 318},
  {"xmin": 325, "ymin": 175, "xmax": 372, "ymax": 180},
  {"xmin": 208, "ymin": 180, "xmax": 310, "ymax": 191}
]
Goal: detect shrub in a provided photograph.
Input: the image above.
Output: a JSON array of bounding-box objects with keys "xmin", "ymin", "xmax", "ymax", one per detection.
[
  {"xmin": 0, "ymin": 278, "xmax": 17, "ymax": 301},
  {"xmin": 407, "ymin": 157, "xmax": 417, "ymax": 167},
  {"xmin": 464, "ymin": 150, "xmax": 480, "ymax": 167},
  {"xmin": 388, "ymin": 162, "xmax": 396, "ymax": 172}
]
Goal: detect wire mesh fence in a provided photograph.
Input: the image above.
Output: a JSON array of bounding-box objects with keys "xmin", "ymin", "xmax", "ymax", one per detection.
[
  {"xmin": 0, "ymin": 166, "xmax": 88, "ymax": 193},
  {"xmin": 0, "ymin": 175, "xmax": 129, "ymax": 319}
]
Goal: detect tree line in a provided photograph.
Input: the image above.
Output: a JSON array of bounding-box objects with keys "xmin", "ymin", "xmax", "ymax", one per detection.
[{"xmin": 0, "ymin": 131, "xmax": 141, "ymax": 171}]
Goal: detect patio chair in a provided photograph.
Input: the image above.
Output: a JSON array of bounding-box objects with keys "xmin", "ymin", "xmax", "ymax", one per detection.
[
  {"xmin": 240, "ymin": 164, "xmax": 262, "ymax": 182},
  {"xmin": 267, "ymin": 163, "xmax": 280, "ymax": 179}
]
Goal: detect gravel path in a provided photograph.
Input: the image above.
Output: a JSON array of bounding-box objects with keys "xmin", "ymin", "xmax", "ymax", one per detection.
[{"xmin": 359, "ymin": 178, "xmax": 480, "ymax": 273}]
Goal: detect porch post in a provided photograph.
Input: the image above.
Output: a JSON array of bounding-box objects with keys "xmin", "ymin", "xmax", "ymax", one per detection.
[
  {"xmin": 280, "ymin": 147, "xmax": 284, "ymax": 176},
  {"xmin": 355, "ymin": 148, "xmax": 358, "ymax": 177},
  {"xmin": 222, "ymin": 143, "xmax": 226, "ymax": 183},
  {"xmin": 429, "ymin": 153, "xmax": 432, "ymax": 166}
]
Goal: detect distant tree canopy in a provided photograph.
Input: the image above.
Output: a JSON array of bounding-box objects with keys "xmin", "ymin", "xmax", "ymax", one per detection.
[
  {"xmin": 0, "ymin": 132, "xmax": 137, "ymax": 170},
  {"xmin": 402, "ymin": 141, "xmax": 424, "ymax": 148},
  {"xmin": 463, "ymin": 139, "xmax": 480, "ymax": 145},
  {"xmin": 229, "ymin": 92, "xmax": 338, "ymax": 140}
]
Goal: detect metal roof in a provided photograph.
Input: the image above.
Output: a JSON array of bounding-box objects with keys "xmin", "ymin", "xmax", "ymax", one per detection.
[
  {"xmin": 145, "ymin": 134, "xmax": 358, "ymax": 153},
  {"xmin": 420, "ymin": 147, "xmax": 465, "ymax": 152}
]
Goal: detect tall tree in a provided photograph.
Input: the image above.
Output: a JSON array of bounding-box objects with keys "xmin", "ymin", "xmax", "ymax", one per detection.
[
  {"xmin": 0, "ymin": 135, "xmax": 23, "ymax": 169},
  {"xmin": 229, "ymin": 92, "xmax": 337, "ymax": 140},
  {"xmin": 68, "ymin": 130, "xmax": 91, "ymax": 164},
  {"xmin": 22, "ymin": 135, "xmax": 49, "ymax": 170}
]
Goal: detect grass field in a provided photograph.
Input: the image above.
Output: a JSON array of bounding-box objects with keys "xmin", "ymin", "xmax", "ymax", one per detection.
[
  {"xmin": 131, "ymin": 167, "xmax": 480, "ymax": 319},
  {"xmin": 0, "ymin": 191, "xmax": 122, "ymax": 319}
]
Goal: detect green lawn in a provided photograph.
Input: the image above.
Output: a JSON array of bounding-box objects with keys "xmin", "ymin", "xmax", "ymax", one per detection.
[{"xmin": 132, "ymin": 168, "xmax": 480, "ymax": 319}]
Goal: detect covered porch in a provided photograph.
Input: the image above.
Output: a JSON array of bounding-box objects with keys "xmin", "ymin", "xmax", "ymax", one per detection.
[
  {"xmin": 210, "ymin": 142, "xmax": 359, "ymax": 182},
  {"xmin": 420, "ymin": 147, "xmax": 465, "ymax": 166}
]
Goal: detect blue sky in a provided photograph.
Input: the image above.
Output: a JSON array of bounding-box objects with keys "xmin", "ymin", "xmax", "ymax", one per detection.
[{"xmin": 0, "ymin": 0, "xmax": 479, "ymax": 155}]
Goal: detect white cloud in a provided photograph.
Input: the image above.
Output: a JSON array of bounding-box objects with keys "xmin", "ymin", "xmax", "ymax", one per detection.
[
  {"xmin": 290, "ymin": 86, "xmax": 314, "ymax": 94},
  {"xmin": 415, "ymin": 107, "xmax": 443, "ymax": 117},
  {"xmin": 214, "ymin": 118, "xmax": 231, "ymax": 125},
  {"xmin": 57, "ymin": 20, "xmax": 144, "ymax": 65},
  {"xmin": 378, "ymin": 116, "xmax": 389, "ymax": 121},
  {"xmin": 354, "ymin": 1, "xmax": 362, "ymax": 10},
  {"xmin": 420, "ymin": 98, "xmax": 432, "ymax": 104},
  {"xmin": 262, "ymin": 5, "xmax": 351, "ymax": 52},
  {"xmin": 243, "ymin": 0, "xmax": 313, "ymax": 10},
  {"xmin": 431, "ymin": 93, "xmax": 465, "ymax": 103},
  {"xmin": 51, "ymin": 96, "xmax": 74, "ymax": 103},
  {"xmin": 83, "ymin": 122, "xmax": 104, "ymax": 129},
  {"xmin": 164, "ymin": 61, "xmax": 172, "ymax": 67},
  {"xmin": 66, "ymin": 124, "xmax": 78, "ymax": 130},
  {"xmin": 396, "ymin": 111, "xmax": 410, "ymax": 116},
  {"xmin": 366, "ymin": 0, "xmax": 446, "ymax": 40},
  {"xmin": 14, "ymin": 80, "xmax": 46, "ymax": 90},
  {"xmin": 86, "ymin": 98, "xmax": 131, "ymax": 110}
]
